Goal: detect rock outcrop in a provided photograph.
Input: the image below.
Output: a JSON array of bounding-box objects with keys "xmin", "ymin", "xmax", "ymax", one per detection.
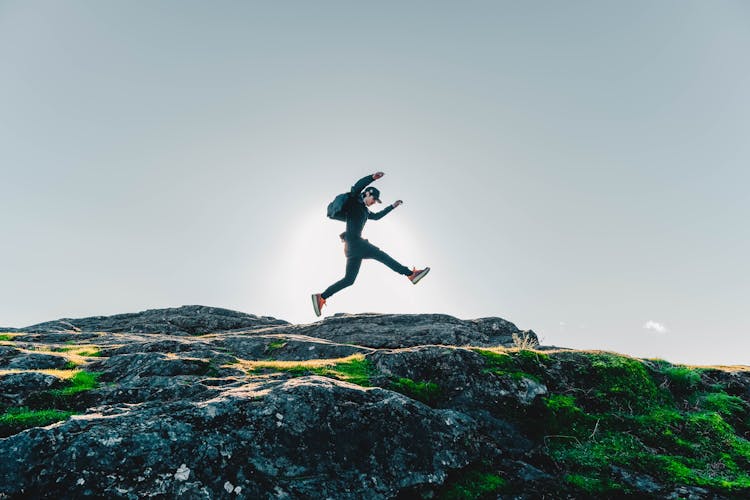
[
  {"xmin": 1, "ymin": 306, "xmax": 748, "ymax": 499},
  {"xmin": 1, "ymin": 305, "xmax": 287, "ymax": 336}
]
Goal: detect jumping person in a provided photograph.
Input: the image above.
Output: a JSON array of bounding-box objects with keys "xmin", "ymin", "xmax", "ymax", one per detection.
[{"xmin": 312, "ymin": 172, "xmax": 430, "ymax": 317}]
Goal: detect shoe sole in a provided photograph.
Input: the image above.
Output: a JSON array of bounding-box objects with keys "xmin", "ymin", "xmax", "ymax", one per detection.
[
  {"xmin": 410, "ymin": 267, "xmax": 430, "ymax": 285},
  {"xmin": 311, "ymin": 294, "xmax": 322, "ymax": 317}
]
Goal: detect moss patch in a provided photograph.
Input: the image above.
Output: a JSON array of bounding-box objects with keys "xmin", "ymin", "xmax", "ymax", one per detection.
[
  {"xmin": 266, "ymin": 340, "xmax": 287, "ymax": 352},
  {"xmin": 538, "ymin": 353, "xmax": 750, "ymax": 496},
  {"xmin": 390, "ymin": 378, "xmax": 442, "ymax": 406},
  {"xmin": 543, "ymin": 394, "xmax": 597, "ymax": 438},
  {"xmin": 439, "ymin": 470, "xmax": 506, "ymax": 500},
  {"xmin": 48, "ymin": 371, "xmax": 102, "ymax": 397},
  {"xmin": 0, "ymin": 407, "xmax": 75, "ymax": 437},
  {"xmin": 474, "ymin": 349, "xmax": 512, "ymax": 369},
  {"xmin": 582, "ymin": 353, "xmax": 658, "ymax": 413},
  {"xmin": 475, "ymin": 348, "xmax": 544, "ymax": 383},
  {"xmin": 248, "ymin": 355, "xmax": 375, "ymax": 387},
  {"xmin": 565, "ymin": 473, "xmax": 624, "ymax": 495},
  {"xmin": 664, "ymin": 365, "xmax": 703, "ymax": 396}
]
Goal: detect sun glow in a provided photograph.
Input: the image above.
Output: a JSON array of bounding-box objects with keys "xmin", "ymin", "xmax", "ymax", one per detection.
[{"xmin": 265, "ymin": 204, "xmax": 433, "ymax": 323}]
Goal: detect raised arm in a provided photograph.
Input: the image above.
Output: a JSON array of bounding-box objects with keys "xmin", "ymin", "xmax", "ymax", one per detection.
[{"xmin": 350, "ymin": 172, "xmax": 384, "ymax": 196}]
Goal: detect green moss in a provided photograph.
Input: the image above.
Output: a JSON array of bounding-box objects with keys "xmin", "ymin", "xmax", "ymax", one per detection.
[
  {"xmin": 319, "ymin": 358, "xmax": 374, "ymax": 386},
  {"xmin": 390, "ymin": 378, "xmax": 442, "ymax": 406},
  {"xmin": 252, "ymin": 357, "xmax": 375, "ymax": 386},
  {"xmin": 648, "ymin": 455, "xmax": 704, "ymax": 485},
  {"xmin": 490, "ymin": 351, "xmax": 750, "ymax": 497},
  {"xmin": 516, "ymin": 349, "xmax": 549, "ymax": 364},
  {"xmin": 439, "ymin": 470, "xmax": 506, "ymax": 500},
  {"xmin": 544, "ymin": 394, "xmax": 596, "ymax": 438},
  {"xmin": 663, "ymin": 366, "xmax": 702, "ymax": 396},
  {"xmin": 266, "ymin": 340, "xmax": 287, "ymax": 352},
  {"xmin": 587, "ymin": 353, "xmax": 657, "ymax": 412},
  {"xmin": 0, "ymin": 334, "xmax": 15, "ymax": 341},
  {"xmin": 475, "ymin": 349, "xmax": 512, "ymax": 369},
  {"xmin": 550, "ymin": 431, "xmax": 646, "ymax": 471},
  {"xmin": 548, "ymin": 404, "xmax": 750, "ymax": 495},
  {"xmin": 698, "ymin": 392, "xmax": 747, "ymax": 419},
  {"xmin": 631, "ymin": 407, "xmax": 690, "ymax": 453},
  {"xmin": 565, "ymin": 474, "xmax": 623, "ymax": 494},
  {"xmin": 686, "ymin": 412, "xmax": 733, "ymax": 448},
  {"xmin": 0, "ymin": 407, "xmax": 75, "ymax": 436},
  {"xmin": 475, "ymin": 349, "xmax": 543, "ymax": 383},
  {"xmin": 49, "ymin": 371, "xmax": 101, "ymax": 397}
]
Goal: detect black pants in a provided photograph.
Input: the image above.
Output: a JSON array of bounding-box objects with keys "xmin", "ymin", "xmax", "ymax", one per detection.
[{"xmin": 321, "ymin": 240, "xmax": 411, "ymax": 299}]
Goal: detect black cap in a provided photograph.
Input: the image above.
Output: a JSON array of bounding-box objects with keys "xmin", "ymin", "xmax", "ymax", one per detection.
[{"xmin": 365, "ymin": 187, "xmax": 382, "ymax": 203}]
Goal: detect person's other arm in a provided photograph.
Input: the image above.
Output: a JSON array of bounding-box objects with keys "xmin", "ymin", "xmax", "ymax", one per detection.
[{"xmin": 368, "ymin": 200, "xmax": 402, "ymax": 220}]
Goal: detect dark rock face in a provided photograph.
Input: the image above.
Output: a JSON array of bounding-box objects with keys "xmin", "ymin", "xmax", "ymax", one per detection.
[
  {"xmin": 286, "ymin": 313, "xmax": 537, "ymax": 349},
  {"xmin": 1, "ymin": 306, "xmax": 747, "ymax": 499},
  {"xmin": 0, "ymin": 372, "xmax": 64, "ymax": 408},
  {"xmin": 14, "ymin": 305, "xmax": 288, "ymax": 335},
  {"xmin": 2, "ymin": 377, "xmax": 481, "ymax": 499}
]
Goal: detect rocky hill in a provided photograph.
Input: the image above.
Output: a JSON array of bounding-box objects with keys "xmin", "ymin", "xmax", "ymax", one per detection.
[{"xmin": 1, "ymin": 306, "xmax": 749, "ymax": 499}]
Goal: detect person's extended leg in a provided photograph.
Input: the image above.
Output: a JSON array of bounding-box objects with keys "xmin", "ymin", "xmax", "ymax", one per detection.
[
  {"xmin": 321, "ymin": 257, "xmax": 362, "ymax": 299},
  {"xmin": 364, "ymin": 242, "xmax": 431, "ymax": 285},
  {"xmin": 366, "ymin": 246, "xmax": 411, "ymax": 276}
]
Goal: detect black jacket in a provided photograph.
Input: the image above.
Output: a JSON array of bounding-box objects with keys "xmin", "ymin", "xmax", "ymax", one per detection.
[{"xmin": 343, "ymin": 175, "xmax": 394, "ymax": 243}]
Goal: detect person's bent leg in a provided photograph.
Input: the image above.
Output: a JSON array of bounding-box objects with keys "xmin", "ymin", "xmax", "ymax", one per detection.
[{"xmin": 321, "ymin": 257, "xmax": 362, "ymax": 299}]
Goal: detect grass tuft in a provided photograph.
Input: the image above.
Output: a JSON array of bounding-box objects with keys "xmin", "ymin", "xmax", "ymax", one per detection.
[
  {"xmin": 48, "ymin": 371, "xmax": 102, "ymax": 397},
  {"xmin": 0, "ymin": 407, "xmax": 75, "ymax": 437},
  {"xmin": 52, "ymin": 345, "xmax": 102, "ymax": 357}
]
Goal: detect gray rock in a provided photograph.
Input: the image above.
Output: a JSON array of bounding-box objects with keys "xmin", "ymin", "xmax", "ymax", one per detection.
[
  {"xmin": 214, "ymin": 334, "xmax": 372, "ymax": 361},
  {"xmin": 16, "ymin": 305, "xmax": 288, "ymax": 335},
  {"xmin": 5, "ymin": 352, "xmax": 71, "ymax": 370},
  {"xmin": 286, "ymin": 313, "xmax": 536, "ymax": 349},
  {"xmin": 89, "ymin": 353, "xmax": 214, "ymax": 383},
  {"xmin": 370, "ymin": 346, "xmax": 548, "ymax": 409},
  {"xmin": 666, "ymin": 485, "xmax": 711, "ymax": 499},
  {"xmin": 0, "ymin": 371, "xmax": 63, "ymax": 393},
  {"xmin": 0, "ymin": 376, "xmax": 482, "ymax": 499},
  {"xmin": 611, "ymin": 465, "xmax": 662, "ymax": 494},
  {"xmin": 0, "ymin": 371, "xmax": 65, "ymax": 409}
]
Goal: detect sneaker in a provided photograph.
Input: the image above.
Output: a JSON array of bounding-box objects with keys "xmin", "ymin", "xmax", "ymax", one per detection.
[
  {"xmin": 407, "ymin": 267, "xmax": 430, "ymax": 285},
  {"xmin": 312, "ymin": 293, "xmax": 326, "ymax": 317}
]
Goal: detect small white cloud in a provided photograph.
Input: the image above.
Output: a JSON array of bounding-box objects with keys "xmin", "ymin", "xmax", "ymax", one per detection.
[{"xmin": 643, "ymin": 320, "xmax": 668, "ymax": 334}]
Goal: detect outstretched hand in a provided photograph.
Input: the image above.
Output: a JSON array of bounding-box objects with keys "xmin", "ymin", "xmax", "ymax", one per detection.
[
  {"xmin": 373, "ymin": 171, "xmax": 385, "ymax": 180},
  {"xmin": 392, "ymin": 200, "xmax": 403, "ymax": 208}
]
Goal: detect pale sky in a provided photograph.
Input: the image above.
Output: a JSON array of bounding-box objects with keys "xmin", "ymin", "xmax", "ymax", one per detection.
[{"xmin": 2, "ymin": 1, "xmax": 748, "ymax": 366}]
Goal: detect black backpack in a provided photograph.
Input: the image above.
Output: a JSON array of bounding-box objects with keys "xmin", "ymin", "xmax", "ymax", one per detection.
[{"xmin": 326, "ymin": 193, "xmax": 351, "ymax": 221}]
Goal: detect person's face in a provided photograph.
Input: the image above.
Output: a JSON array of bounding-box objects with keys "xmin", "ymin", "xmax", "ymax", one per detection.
[{"xmin": 363, "ymin": 191, "xmax": 378, "ymax": 207}]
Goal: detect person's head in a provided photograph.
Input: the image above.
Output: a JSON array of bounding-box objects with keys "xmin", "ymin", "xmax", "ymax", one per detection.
[{"xmin": 362, "ymin": 187, "xmax": 382, "ymax": 207}]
